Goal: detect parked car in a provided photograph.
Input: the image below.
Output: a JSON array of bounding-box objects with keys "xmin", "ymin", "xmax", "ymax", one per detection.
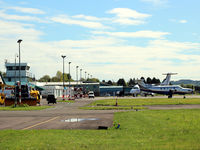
[
  {"xmin": 47, "ymin": 94, "xmax": 57, "ymax": 104},
  {"xmin": 88, "ymin": 91, "xmax": 95, "ymax": 98}
]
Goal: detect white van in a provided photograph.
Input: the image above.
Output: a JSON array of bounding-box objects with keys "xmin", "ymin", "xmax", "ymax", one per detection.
[{"xmin": 88, "ymin": 91, "xmax": 95, "ymax": 98}]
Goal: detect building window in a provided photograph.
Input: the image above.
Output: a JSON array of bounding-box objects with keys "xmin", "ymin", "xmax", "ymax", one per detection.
[
  {"xmin": 7, "ymin": 66, "xmax": 13, "ymax": 70},
  {"xmin": 21, "ymin": 66, "xmax": 26, "ymax": 70}
]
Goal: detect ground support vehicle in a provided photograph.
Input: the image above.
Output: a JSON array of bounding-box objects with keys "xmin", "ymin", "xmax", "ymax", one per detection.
[
  {"xmin": 88, "ymin": 91, "xmax": 95, "ymax": 98},
  {"xmin": 47, "ymin": 95, "xmax": 57, "ymax": 104}
]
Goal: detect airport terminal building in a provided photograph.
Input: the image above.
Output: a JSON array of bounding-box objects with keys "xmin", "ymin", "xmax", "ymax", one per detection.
[{"xmin": 3, "ymin": 62, "xmax": 132, "ymax": 98}]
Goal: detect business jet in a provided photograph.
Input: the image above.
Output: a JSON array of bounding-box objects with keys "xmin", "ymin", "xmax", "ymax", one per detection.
[{"xmin": 137, "ymin": 80, "xmax": 193, "ymax": 98}]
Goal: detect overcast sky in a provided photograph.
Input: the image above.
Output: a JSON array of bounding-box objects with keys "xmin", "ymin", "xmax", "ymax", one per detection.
[{"xmin": 0, "ymin": 0, "xmax": 200, "ymax": 81}]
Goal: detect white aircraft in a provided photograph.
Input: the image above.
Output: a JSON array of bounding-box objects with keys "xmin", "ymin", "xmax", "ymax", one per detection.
[
  {"xmin": 130, "ymin": 85, "xmax": 154, "ymax": 97},
  {"xmin": 130, "ymin": 85, "xmax": 140, "ymax": 97},
  {"xmin": 137, "ymin": 80, "xmax": 193, "ymax": 98},
  {"xmin": 130, "ymin": 73, "xmax": 176, "ymax": 97}
]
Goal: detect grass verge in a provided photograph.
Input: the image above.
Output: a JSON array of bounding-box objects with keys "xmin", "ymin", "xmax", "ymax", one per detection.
[
  {"xmin": 80, "ymin": 106, "xmax": 147, "ymax": 110},
  {"xmin": 0, "ymin": 105, "xmax": 53, "ymax": 111},
  {"xmin": 88, "ymin": 98, "xmax": 200, "ymax": 106},
  {"xmin": 57, "ymin": 100, "xmax": 75, "ymax": 103},
  {"xmin": 1, "ymin": 109, "xmax": 200, "ymax": 149}
]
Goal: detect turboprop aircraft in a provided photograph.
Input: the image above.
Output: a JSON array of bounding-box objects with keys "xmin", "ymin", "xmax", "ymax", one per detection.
[
  {"xmin": 130, "ymin": 73, "xmax": 176, "ymax": 97},
  {"xmin": 137, "ymin": 80, "xmax": 193, "ymax": 98}
]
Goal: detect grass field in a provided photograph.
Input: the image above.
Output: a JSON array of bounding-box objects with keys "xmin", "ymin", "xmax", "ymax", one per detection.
[
  {"xmin": 88, "ymin": 98, "xmax": 200, "ymax": 106},
  {"xmin": 57, "ymin": 100, "xmax": 75, "ymax": 103},
  {"xmin": 0, "ymin": 105, "xmax": 53, "ymax": 111},
  {"xmin": 81, "ymin": 106, "xmax": 146, "ymax": 110},
  {"xmin": 1, "ymin": 109, "xmax": 200, "ymax": 149}
]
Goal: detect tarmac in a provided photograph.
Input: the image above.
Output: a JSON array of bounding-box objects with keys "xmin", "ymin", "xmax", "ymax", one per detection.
[
  {"xmin": 1, "ymin": 95, "xmax": 200, "ymax": 130},
  {"xmin": 0, "ymin": 97, "xmax": 119, "ymax": 130}
]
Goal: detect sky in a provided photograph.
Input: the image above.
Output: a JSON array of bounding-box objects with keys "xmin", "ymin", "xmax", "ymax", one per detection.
[{"xmin": 0, "ymin": 0, "xmax": 200, "ymax": 81}]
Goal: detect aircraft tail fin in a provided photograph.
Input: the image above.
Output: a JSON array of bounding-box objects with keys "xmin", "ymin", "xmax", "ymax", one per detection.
[
  {"xmin": 136, "ymin": 79, "xmax": 146, "ymax": 88},
  {"xmin": 161, "ymin": 73, "xmax": 177, "ymax": 85}
]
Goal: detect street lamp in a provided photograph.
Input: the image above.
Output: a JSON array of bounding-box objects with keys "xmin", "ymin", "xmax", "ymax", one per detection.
[
  {"xmin": 14, "ymin": 54, "xmax": 18, "ymax": 107},
  {"xmin": 76, "ymin": 66, "xmax": 79, "ymax": 86},
  {"xmin": 61, "ymin": 55, "xmax": 66, "ymax": 100},
  {"xmin": 68, "ymin": 62, "xmax": 71, "ymax": 87},
  {"xmin": 80, "ymin": 69, "xmax": 82, "ymax": 83},
  {"xmin": 85, "ymin": 71, "xmax": 87, "ymax": 81},
  {"xmin": 17, "ymin": 39, "xmax": 22, "ymax": 104},
  {"xmin": 68, "ymin": 62, "xmax": 71, "ymax": 100}
]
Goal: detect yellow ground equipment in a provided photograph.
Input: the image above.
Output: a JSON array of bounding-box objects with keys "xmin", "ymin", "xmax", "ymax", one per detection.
[
  {"xmin": 0, "ymin": 93, "xmax": 6, "ymax": 105},
  {"xmin": 0, "ymin": 82, "xmax": 15, "ymax": 105},
  {"xmin": 30, "ymin": 89, "xmax": 41, "ymax": 104}
]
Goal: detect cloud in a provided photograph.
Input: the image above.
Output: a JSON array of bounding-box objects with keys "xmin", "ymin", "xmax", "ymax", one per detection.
[
  {"xmin": 51, "ymin": 15, "xmax": 109, "ymax": 29},
  {"xmin": 0, "ymin": 11, "xmax": 45, "ymax": 22},
  {"xmin": 141, "ymin": 0, "xmax": 168, "ymax": 6},
  {"xmin": 0, "ymin": 5, "xmax": 199, "ymax": 81},
  {"xmin": 1, "ymin": 19, "xmax": 200, "ymax": 81},
  {"xmin": 72, "ymin": 14, "xmax": 101, "ymax": 21},
  {"xmin": 8, "ymin": 7, "xmax": 45, "ymax": 14},
  {"xmin": 170, "ymin": 19, "xmax": 188, "ymax": 24},
  {"xmin": 179, "ymin": 20, "xmax": 187, "ymax": 23},
  {"xmin": 92, "ymin": 30, "xmax": 170, "ymax": 39},
  {"xmin": 107, "ymin": 8, "xmax": 151, "ymax": 25},
  {"xmin": 0, "ymin": 20, "xmax": 42, "ymax": 40},
  {"xmin": 108, "ymin": 8, "xmax": 151, "ymax": 19}
]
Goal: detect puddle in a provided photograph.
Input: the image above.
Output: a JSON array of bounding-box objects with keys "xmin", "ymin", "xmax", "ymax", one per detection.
[{"xmin": 61, "ymin": 118, "xmax": 99, "ymax": 122}]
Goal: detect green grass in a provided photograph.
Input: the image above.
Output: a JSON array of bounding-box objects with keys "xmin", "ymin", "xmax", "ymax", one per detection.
[
  {"xmin": 80, "ymin": 106, "xmax": 146, "ymax": 110},
  {"xmin": 1, "ymin": 109, "xmax": 200, "ymax": 149},
  {"xmin": 0, "ymin": 105, "xmax": 53, "ymax": 111},
  {"xmin": 57, "ymin": 100, "xmax": 75, "ymax": 103},
  {"xmin": 88, "ymin": 98, "xmax": 200, "ymax": 106}
]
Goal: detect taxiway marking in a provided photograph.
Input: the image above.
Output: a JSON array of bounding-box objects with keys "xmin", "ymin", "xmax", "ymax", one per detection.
[{"xmin": 22, "ymin": 116, "xmax": 59, "ymax": 130}]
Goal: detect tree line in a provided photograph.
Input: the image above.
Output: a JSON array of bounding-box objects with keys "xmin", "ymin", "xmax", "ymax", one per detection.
[
  {"xmin": 102, "ymin": 77, "xmax": 161, "ymax": 87},
  {"xmin": 38, "ymin": 71, "xmax": 99, "ymax": 82}
]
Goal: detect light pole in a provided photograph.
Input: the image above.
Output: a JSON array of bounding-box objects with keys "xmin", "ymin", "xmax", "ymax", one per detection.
[
  {"xmin": 68, "ymin": 62, "xmax": 71, "ymax": 99},
  {"xmin": 68, "ymin": 62, "xmax": 71, "ymax": 87},
  {"xmin": 85, "ymin": 71, "xmax": 87, "ymax": 81},
  {"xmin": 88, "ymin": 73, "xmax": 90, "ymax": 80},
  {"xmin": 14, "ymin": 54, "xmax": 18, "ymax": 107},
  {"xmin": 76, "ymin": 66, "xmax": 79, "ymax": 87},
  {"xmin": 17, "ymin": 39, "xmax": 22, "ymax": 104},
  {"xmin": 61, "ymin": 55, "xmax": 66, "ymax": 100},
  {"xmin": 80, "ymin": 69, "xmax": 82, "ymax": 83}
]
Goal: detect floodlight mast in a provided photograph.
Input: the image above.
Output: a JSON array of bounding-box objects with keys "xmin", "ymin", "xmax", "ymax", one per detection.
[
  {"xmin": 17, "ymin": 39, "xmax": 22, "ymax": 104},
  {"xmin": 61, "ymin": 55, "xmax": 66, "ymax": 100}
]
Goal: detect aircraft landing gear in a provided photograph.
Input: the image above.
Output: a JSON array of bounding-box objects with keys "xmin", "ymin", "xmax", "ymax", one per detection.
[
  {"xmin": 168, "ymin": 90, "xmax": 173, "ymax": 98},
  {"xmin": 168, "ymin": 95, "xmax": 172, "ymax": 98}
]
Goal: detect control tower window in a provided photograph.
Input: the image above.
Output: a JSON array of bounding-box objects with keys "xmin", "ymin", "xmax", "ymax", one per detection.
[
  {"xmin": 21, "ymin": 66, "xmax": 26, "ymax": 70},
  {"xmin": 7, "ymin": 66, "xmax": 13, "ymax": 70}
]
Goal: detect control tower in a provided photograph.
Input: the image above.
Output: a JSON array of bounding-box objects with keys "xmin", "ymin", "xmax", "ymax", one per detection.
[{"xmin": 4, "ymin": 62, "xmax": 31, "ymax": 83}]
